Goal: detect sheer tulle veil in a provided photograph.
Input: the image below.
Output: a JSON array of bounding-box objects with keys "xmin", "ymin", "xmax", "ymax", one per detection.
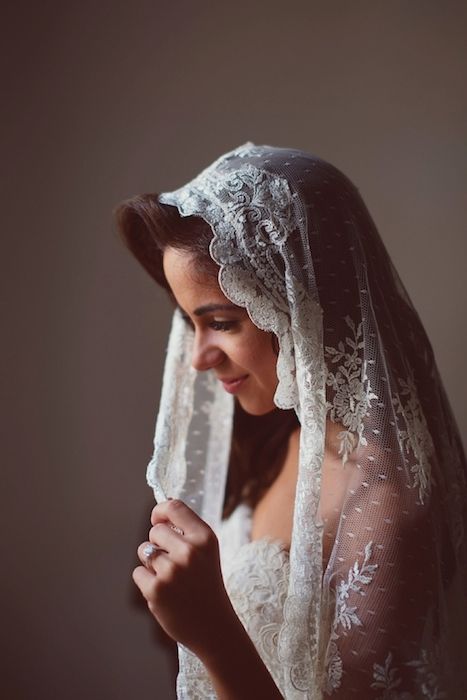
[{"xmin": 146, "ymin": 143, "xmax": 467, "ymax": 698}]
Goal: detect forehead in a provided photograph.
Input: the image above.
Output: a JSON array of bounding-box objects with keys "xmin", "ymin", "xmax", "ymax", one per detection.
[{"xmin": 162, "ymin": 247, "xmax": 227, "ymax": 308}]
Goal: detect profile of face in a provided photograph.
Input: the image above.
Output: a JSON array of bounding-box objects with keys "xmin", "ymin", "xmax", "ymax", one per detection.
[{"xmin": 163, "ymin": 247, "xmax": 279, "ymax": 415}]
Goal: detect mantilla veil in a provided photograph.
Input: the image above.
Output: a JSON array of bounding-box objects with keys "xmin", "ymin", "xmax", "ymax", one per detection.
[{"xmin": 145, "ymin": 143, "xmax": 467, "ymax": 698}]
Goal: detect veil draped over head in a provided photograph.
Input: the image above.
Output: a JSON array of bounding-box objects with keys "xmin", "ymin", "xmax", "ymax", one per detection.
[{"xmin": 146, "ymin": 143, "xmax": 467, "ymax": 698}]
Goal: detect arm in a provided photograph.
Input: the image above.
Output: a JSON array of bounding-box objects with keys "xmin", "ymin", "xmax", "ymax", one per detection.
[
  {"xmin": 197, "ymin": 607, "xmax": 283, "ymax": 700},
  {"xmin": 322, "ymin": 475, "xmax": 437, "ymax": 698}
]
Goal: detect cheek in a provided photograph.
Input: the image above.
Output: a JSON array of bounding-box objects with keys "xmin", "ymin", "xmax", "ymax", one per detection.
[{"xmin": 248, "ymin": 334, "xmax": 278, "ymax": 379}]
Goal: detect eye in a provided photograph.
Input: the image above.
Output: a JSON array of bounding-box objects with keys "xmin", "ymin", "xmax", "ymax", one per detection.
[{"xmin": 209, "ymin": 320, "xmax": 236, "ymax": 332}]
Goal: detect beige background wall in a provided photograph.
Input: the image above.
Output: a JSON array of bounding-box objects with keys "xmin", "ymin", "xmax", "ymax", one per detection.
[{"xmin": 3, "ymin": 2, "xmax": 466, "ymax": 698}]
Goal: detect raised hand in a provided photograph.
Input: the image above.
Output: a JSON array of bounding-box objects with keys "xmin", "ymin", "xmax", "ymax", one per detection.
[{"xmin": 133, "ymin": 499, "xmax": 236, "ymax": 660}]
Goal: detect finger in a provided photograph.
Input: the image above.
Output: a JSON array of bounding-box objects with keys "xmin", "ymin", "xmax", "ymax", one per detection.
[
  {"xmin": 137, "ymin": 541, "xmax": 166, "ymax": 570},
  {"xmin": 133, "ymin": 553, "xmax": 172, "ymax": 594},
  {"xmin": 132, "ymin": 565, "xmax": 157, "ymax": 602},
  {"xmin": 148, "ymin": 522, "xmax": 186, "ymax": 556},
  {"xmin": 151, "ymin": 499, "xmax": 209, "ymax": 539},
  {"xmin": 133, "ymin": 564, "xmax": 168, "ymax": 616}
]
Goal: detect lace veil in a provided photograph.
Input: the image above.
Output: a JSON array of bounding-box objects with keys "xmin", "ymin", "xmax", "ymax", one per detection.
[{"xmin": 146, "ymin": 143, "xmax": 467, "ymax": 698}]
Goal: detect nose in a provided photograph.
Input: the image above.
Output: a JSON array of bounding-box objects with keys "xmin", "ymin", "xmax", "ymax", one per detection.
[{"xmin": 191, "ymin": 334, "xmax": 225, "ymax": 372}]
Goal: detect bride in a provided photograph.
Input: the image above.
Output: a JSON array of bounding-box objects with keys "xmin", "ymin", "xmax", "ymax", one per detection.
[{"xmin": 116, "ymin": 143, "xmax": 467, "ymax": 699}]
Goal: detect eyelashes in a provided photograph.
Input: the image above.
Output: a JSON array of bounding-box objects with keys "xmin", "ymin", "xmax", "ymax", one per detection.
[
  {"xmin": 180, "ymin": 314, "xmax": 237, "ymax": 333},
  {"xmin": 208, "ymin": 321, "xmax": 236, "ymax": 332}
]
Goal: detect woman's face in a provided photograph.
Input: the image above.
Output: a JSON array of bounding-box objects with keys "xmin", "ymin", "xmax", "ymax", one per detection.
[{"xmin": 163, "ymin": 247, "xmax": 279, "ymax": 415}]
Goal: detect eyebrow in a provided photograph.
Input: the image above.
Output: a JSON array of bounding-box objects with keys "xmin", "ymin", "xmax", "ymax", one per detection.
[{"xmin": 192, "ymin": 303, "xmax": 239, "ymax": 316}]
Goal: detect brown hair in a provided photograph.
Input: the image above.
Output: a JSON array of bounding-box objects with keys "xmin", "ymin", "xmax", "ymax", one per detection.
[{"xmin": 115, "ymin": 193, "xmax": 299, "ymax": 517}]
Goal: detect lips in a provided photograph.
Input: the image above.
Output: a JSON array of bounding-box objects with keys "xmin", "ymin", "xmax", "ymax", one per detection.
[{"xmin": 219, "ymin": 374, "xmax": 249, "ymax": 394}]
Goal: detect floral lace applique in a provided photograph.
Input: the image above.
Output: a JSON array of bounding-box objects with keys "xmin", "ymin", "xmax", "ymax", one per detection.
[
  {"xmin": 392, "ymin": 373, "xmax": 434, "ymax": 504},
  {"xmin": 371, "ymin": 648, "xmax": 446, "ymax": 700},
  {"xmin": 176, "ymin": 506, "xmax": 290, "ymax": 699},
  {"xmin": 177, "ymin": 645, "xmax": 217, "ymax": 700},
  {"xmin": 325, "ymin": 542, "xmax": 378, "ymax": 694},
  {"xmin": 406, "ymin": 648, "xmax": 446, "ymax": 700},
  {"xmin": 222, "ymin": 538, "xmax": 290, "ymax": 695},
  {"xmin": 371, "ymin": 651, "xmax": 413, "ymax": 700},
  {"xmin": 325, "ymin": 317, "xmax": 378, "ymax": 462}
]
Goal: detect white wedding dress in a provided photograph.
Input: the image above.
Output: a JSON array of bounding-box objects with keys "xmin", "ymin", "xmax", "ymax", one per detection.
[
  {"xmin": 175, "ymin": 497, "xmax": 460, "ymax": 699},
  {"xmin": 176, "ymin": 503, "xmax": 290, "ymax": 699}
]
